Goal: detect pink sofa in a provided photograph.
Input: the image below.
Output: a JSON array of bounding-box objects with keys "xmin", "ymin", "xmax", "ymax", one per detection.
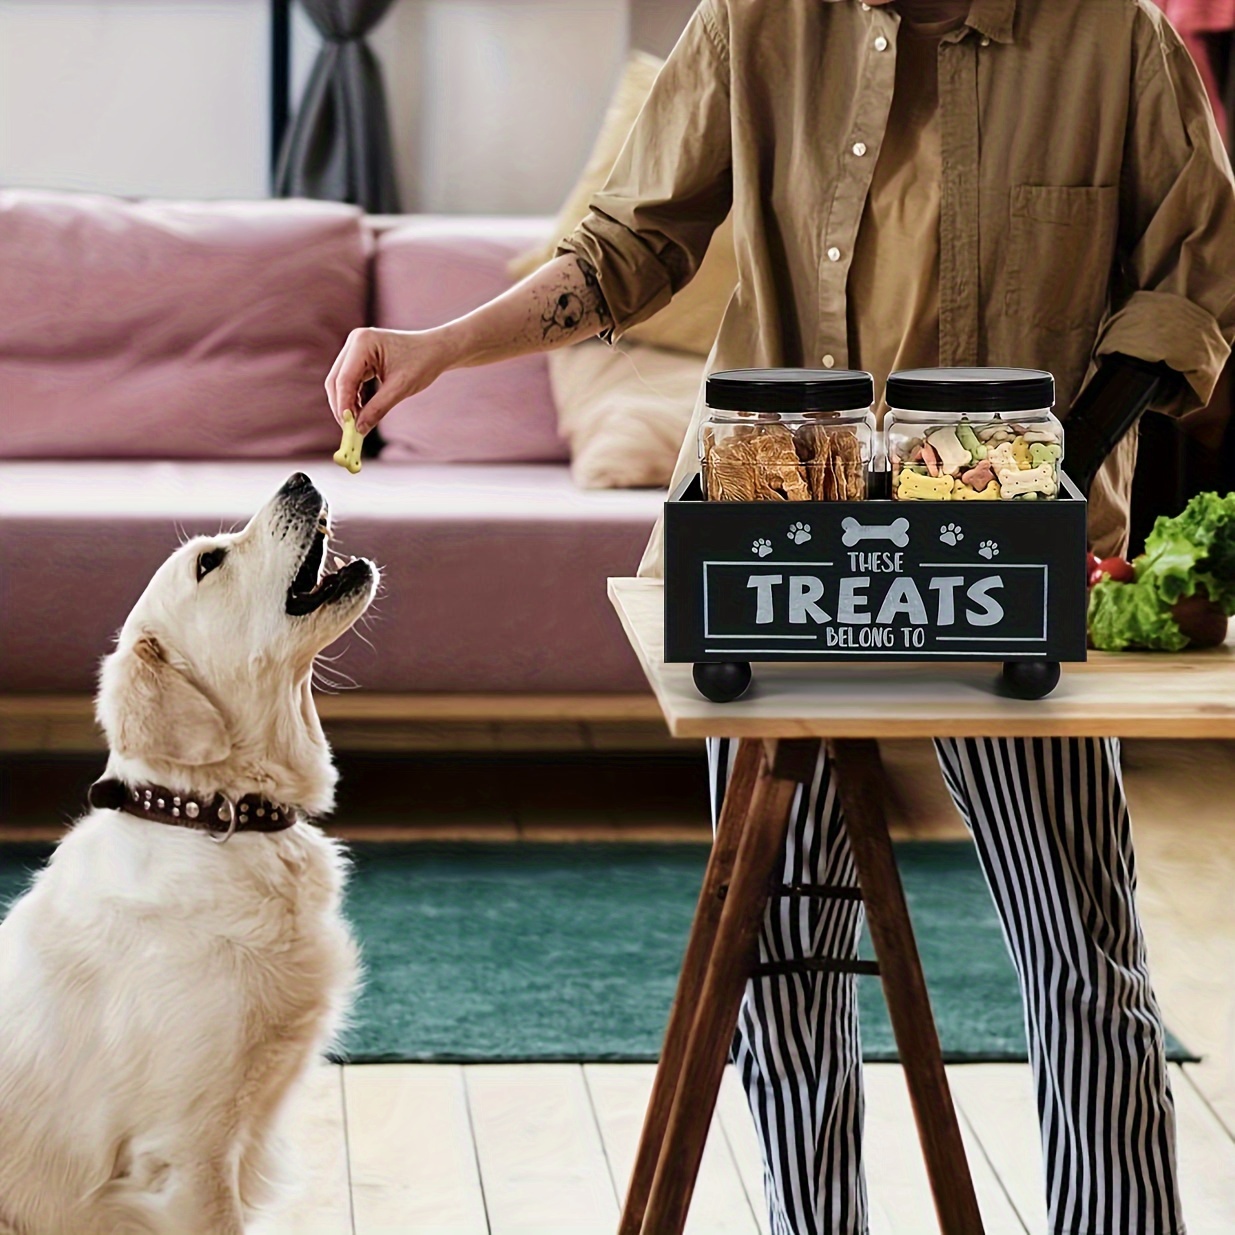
[{"xmin": 0, "ymin": 191, "xmax": 661, "ymax": 695}]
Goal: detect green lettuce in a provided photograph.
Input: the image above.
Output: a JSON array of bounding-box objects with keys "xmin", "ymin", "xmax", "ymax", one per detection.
[
  {"xmin": 1087, "ymin": 577, "xmax": 1188, "ymax": 651},
  {"xmin": 1087, "ymin": 491, "xmax": 1235, "ymax": 651},
  {"xmin": 1139, "ymin": 490, "xmax": 1235, "ymax": 611}
]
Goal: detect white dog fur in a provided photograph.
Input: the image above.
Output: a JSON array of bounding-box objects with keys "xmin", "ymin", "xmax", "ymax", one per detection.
[{"xmin": 0, "ymin": 474, "xmax": 377, "ymax": 1235}]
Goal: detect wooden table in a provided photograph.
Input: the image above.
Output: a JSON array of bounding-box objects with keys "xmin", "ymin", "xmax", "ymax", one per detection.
[{"xmin": 608, "ymin": 576, "xmax": 1235, "ymax": 1235}]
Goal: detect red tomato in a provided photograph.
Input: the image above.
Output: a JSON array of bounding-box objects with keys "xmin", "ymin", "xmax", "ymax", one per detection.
[{"xmin": 1097, "ymin": 556, "xmax": 1136, "ymax": 584}]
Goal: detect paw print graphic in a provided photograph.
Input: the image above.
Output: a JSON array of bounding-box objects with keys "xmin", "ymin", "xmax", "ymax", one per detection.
[
  {"xmin": 752, "ymin": 538, "xmax": 773, "ymax": 558},
  {"xmin": 978, "ymin": 539, "xmax": 999, "ymax": 560},
  {"xmin": 938, "ymin": 522, "xmax": 964, "ymax": 547},
  {"xmin": 787, "ymin": 521, "xmax": 812, "ymax": 545}
]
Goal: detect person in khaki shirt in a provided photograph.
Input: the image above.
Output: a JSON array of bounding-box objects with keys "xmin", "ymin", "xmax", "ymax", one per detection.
[{"xmin": 326, "ymin": 2, "xmax": 1235, "ymax": 1231}]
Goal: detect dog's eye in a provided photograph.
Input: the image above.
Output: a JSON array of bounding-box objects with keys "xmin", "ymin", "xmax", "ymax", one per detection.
[{"xmin": 196, "ymin": 548, "xmax": 227, "ymax": 582}]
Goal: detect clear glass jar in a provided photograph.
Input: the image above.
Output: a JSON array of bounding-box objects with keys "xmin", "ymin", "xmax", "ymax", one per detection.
[
  {"xmin": 885, "ymin": 367, "xmax": 1064, "ymax": 501},
  {"xmin": 699, "ymin": 368, "xmax": 876, "ymax": 501}
]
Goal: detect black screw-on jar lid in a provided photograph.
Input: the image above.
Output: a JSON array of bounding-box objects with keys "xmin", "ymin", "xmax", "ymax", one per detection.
[
  {"xmin": 706, "ymin": 368, "xmax": 875, "ymax": 414},
  {"xmin": 885, "ymin": 367, "xmax": 1054, "ymax": 413}
]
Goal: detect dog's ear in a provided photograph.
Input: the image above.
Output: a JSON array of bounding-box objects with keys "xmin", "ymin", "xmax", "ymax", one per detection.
[{"xmin": 96, "ymin": 633, "xmax": 232, "ymax": 766}]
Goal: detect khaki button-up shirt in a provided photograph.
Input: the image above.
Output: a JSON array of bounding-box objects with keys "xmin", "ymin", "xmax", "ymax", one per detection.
[{"xmin": 554, "ymin": 0, "xmax": 1235, "ymax": 573}]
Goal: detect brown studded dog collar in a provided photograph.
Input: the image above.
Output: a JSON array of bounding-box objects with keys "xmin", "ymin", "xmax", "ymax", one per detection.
[{"xmin": 88, "ymin": 778, "xmax": 300, "ymax": 842}]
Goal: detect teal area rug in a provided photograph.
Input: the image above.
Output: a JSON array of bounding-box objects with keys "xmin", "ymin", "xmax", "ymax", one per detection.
[{"xmin": 0, "ymin": 842, "xmax": 1192, "ymax": 1063}]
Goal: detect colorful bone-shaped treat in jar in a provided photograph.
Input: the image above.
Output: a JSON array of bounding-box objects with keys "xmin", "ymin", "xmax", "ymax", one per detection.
[{"xmin": 885, "ymin": 367, "xmax": 1064, "ymax": 500}]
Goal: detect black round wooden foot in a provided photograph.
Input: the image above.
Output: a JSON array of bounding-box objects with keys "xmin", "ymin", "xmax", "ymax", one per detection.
[
  {"xmin": 1001, "ymin": 660, "xmax": 1061, "ymax": 700},
  {"xmin": 692, "ymin": 661, "xmax": 752, "ymax": 703}
]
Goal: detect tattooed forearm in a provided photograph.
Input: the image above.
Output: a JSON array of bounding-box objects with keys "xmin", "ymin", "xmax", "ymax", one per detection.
[
  {"xmin": 577, "ymin": 257, "xmax": 611, "ymax": 325},
  {"xmin": 537, "ymin": 255, "xmax": 611, "ymax": 344},
  {"xmin": 445, "ymin": 253, "xmax": 613, "ymax": 372}
]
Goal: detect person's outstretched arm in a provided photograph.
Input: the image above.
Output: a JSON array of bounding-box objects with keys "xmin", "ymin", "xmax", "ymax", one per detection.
[
  {"xmin": 324, "ymin": 252, "xmax": 610, "ymax": 434},
  {"xmin": 325, "ymin": 0, "xmax": 732, "ymax": 438}
]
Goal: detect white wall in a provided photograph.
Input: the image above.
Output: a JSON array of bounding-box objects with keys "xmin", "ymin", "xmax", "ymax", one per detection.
[
  {"xmin": 0, "ymin": 0, "xmax": 270, "ymax": 199},
  {"xmin": 0, "ymin": 0, "xmax": 691, "ymax": 212}
]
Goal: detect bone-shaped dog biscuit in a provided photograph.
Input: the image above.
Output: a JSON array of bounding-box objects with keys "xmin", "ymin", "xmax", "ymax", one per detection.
[
  {"xmin": 996, "ymin": 462, "xmax": 1057, "ymax": 498},
  {"xmin": 925, "ymin": 426, "xmax": 972, "ymax": 474},
  {"xmin": 333, "ymin": 410, "xmax": 362, "ymax": 475},
  {"xmin": 953, "ymin": 479, "xmax": 1001, "ymax": 500},
  {"xmin": 977, "ymin": 424, "xmax": 1013, "ymax": 442},
  {"xmin": 841, "ymin": 516, "xmax": 910, "ymax": 548},
  {"xmin": 960, "ymin": 459, "xmax": 997, "ymax": 491},
  {"xmin": 956, "ymin": 422, "xmax": 987, "ymax": 461},
  {"xmin": 986, "ymin": 442, "xmax": 1020, "ymax": 473},
  {"xmin": 897, "ymin": 470, "xmax": 954, "ymax": 500},
  {"xmin": 1029, "ymin": 442, "xmax": 1061, "ymax": 468}
]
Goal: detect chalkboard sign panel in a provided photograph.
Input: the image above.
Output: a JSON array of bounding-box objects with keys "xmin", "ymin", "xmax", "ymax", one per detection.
[{"xmin": 664, "ymin": 474, "xmax": 1088, "ymax": 666}]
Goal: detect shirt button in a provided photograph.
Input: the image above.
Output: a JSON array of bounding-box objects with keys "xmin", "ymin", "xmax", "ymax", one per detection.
[
  {"xmin": 822, "ymin": 355, "xmax": 836, "ymax": 369},
  {"xmin": 861, "ymin": 2, "xmax": 870, "ymax": 9},
  {"xmin": 827, "ymin": 246, "xmax": 841, "ymax": 262},
  {"xmin": 852, "ymin": 141, "xmax": 867, "ymax": 157},
  {"xmin": 874, "ymin": 35, "xmax": 888, "ymax": 51},
  {"xmin": 980, "ymin": 36, "xmax": 991, "ymax": 47}
]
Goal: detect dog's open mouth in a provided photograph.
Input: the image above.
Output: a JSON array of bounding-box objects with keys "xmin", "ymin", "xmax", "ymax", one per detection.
[{"xmin": 285, "ymin": 511, "xmax": 370, "ymax": 617}]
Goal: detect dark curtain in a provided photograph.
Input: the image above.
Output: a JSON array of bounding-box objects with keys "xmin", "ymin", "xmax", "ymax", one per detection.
[{"xmin": 275, "ymin": 0, "xmax": 401, "ymax": 213}]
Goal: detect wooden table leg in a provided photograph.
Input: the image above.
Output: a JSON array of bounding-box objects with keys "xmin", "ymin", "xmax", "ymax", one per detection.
[
  {"xmin": 639, "ymin": 738, "xmax": 820, "ymax": 1235},
  {"xmin": 617, "ymin": 739, "xmax": 763, "ymax": 1235},
  {"xmin": 828, "ymin": 737, "xmax": 985, "ymax": 1235}
]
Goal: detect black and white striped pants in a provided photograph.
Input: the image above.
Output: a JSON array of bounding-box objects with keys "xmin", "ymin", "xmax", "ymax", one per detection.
[{"xmin": 707, "ymin": 736, "xmax": 1183, "ymax": 1235}]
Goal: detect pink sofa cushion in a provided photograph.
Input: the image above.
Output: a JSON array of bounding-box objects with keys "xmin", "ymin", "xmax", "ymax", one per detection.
[
  {"xmin": 0, "ymin": 460, "xmax": 661, "ymax": 693},
  {"xmin": 0, "ymin": 191, "xmax": 368, "ymax": 460},
  {"xmin": 373, "ymin": 216, "xmax": 568, "ymax": 463}
]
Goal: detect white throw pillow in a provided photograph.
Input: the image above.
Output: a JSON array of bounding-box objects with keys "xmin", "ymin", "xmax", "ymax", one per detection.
[{"xmin": 548, "ymin": 339, "xmax": 705, "ymax": 489}]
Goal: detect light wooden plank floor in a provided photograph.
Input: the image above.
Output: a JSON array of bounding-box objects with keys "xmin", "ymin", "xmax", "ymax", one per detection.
[{"xmin": 263, "ymin": 1058, "xmax": 1234, "ymax": 1235}]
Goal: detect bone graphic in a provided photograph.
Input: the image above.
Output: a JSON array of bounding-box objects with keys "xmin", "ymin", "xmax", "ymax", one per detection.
[{"xmin": 840, "ymin": 516, "xmax": 910, "ymax": 549}]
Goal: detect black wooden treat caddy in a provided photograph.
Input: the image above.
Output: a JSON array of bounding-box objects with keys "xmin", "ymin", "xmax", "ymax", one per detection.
[{"xmin": 664, "ymin": 472, "xmax": 1088, "ymax": 702}]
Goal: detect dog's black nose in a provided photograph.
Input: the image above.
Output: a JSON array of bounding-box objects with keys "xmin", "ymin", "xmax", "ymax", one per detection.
[{"xmin": 281, "ymin": 472, "xmax": 313, "ymax": 495}]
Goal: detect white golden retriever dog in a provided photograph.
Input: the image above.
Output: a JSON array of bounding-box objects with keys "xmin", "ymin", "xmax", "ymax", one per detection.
[{"xmin": 0, "ymin": 473, "xmax": 376, "ymax": 1235}]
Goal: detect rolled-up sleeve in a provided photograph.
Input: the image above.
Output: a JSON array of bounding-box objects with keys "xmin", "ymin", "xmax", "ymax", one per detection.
[
  {"xmin": 554, "ymin": 0, "xmax": 732, "ymax": 345},
  {"xmin": 1092, "ymin": 9, "xmax": 1235, "ymax": 413}
]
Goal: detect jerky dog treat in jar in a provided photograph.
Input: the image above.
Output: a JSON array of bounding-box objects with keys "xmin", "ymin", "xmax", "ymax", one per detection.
[
  {"xmin": 885, "ymin": 367, "xmax": 1062, "ymax": 501},
  {"xmin": 700, "ymin": 369, "xmax": 876, "ymax": 501}
]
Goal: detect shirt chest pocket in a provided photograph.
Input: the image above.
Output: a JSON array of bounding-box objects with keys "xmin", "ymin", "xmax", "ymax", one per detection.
[{"xmin": 1005, "ymin": 185, "xmax": 1119, "ymax": 334}]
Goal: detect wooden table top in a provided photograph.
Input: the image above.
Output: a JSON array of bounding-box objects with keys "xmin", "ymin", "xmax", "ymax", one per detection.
[{"xmin": 609, "ymin": 577, "xmax": 1235, "ymax": 739}]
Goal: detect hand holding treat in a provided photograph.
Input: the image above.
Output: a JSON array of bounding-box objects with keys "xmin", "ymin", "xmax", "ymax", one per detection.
[
  {"xmin": 324, "ymin": 326, "xmax": 456, "ymax": 435},
  {"xmin": 333, "ymin": 410, "xmax": 363, "ymax": 475},
  {"xmin": 1087, "ymin": 492, "xmax": 1235, "ymax": 650}
]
